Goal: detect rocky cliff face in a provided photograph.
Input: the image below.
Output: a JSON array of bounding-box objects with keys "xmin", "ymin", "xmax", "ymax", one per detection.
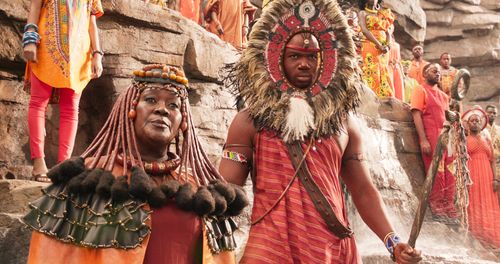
[
  {"xmin": 0, "ymin": 1, "xmax": 498, "ymax": 263},
  {"xmin": 421, "ymin": 0, "xmax": 500, "ymax": 105}
]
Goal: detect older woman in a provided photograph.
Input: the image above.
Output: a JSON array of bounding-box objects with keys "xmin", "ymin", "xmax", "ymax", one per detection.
[
  {"xmin": 23, "ymin": 64, "xmax": 247, "ymax": 264},
  {"xmin": 463, "ymin": 108, "xmax": 500, "ymax": 250}
]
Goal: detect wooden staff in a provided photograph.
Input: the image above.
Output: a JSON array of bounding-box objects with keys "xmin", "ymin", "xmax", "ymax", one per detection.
[{"xmin": 408, "ymin": 111, "xmax": 459, "ymax": 248}]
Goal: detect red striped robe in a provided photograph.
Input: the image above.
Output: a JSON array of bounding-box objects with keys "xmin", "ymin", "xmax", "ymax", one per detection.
[{"xmin": 241, "ymin": 130, "xmax": 361, "ymax": 263}]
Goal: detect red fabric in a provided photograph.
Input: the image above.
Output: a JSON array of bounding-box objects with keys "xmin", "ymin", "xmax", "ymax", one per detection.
[
  {"xmin": 143, "ymin": 202, "xmax": 202, "ymax": 263},
  {"xmin": 241, "ymin": 130, "xmax": 361, "ymax": 263},
  {"xmin": 28, "ymin": 72, "xmax": 81, "ymax": 162},
  {"xmin": 466, "ymin": 136, "xmax": 500, "ymax": 249},
  {"xmin": 418, "ymin": 83, "xmax": 456, "ymax": 218}
]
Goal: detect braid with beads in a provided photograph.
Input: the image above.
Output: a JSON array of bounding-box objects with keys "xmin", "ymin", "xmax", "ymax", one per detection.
[{"xmin": 81, "ymin": 64, "xmax": 222, "ymax": 186}]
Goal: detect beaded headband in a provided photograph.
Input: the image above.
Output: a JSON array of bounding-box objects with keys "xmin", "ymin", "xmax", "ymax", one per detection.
[
  {"xmin": 462, "ymin": 108, "xmax": 489, "ymax": 131},
  {"xmin": 129, "ymin": 64, "xmax": 189, "ymax": 132}
]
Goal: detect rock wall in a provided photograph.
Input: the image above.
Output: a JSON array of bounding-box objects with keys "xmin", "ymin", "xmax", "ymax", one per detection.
[
  {"xmin": 422, "ymin": 0, "xmax": 500, "ymax": 105},
  {"xmin": 0, "ymin": 0, "xmax": 238, "ymax": 174},
  {"xmin": 0, "ymin": 1, "xmax": 499, "ymax": 263}
]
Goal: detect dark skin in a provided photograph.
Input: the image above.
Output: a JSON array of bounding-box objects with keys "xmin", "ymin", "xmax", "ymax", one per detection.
[
  {"xmin": 412, "ymin": 45, "xmax": 424, "ymax": 62},
  {"xmin": 283, "ymin": 34, "xmax": 320, "ymax": 89},
  {"xmin": 486, "ymin": 106, "xmax": 497, "ymax": 126},
  {"xmin": 412, "ymin": 63, "xmax": 442, "ymax": 156},
  {"xmin": 439, "ymin": 53, "xmax": 451, "ymax": 70},
  {"xmin": 220, "ymin": 33, "xmax": 421, "ymax": 263},
  {"xmin": 134, "ymin": 86, "xmax": 182, "ymax": 161}
]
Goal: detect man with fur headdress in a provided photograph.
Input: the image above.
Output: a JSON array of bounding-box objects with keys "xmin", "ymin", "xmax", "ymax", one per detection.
[{"xmin": 219, "ymin": 0, "xmax": 422, "ymax": 263}]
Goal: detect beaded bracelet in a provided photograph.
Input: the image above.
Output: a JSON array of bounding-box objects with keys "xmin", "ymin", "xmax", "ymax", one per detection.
[
  {"xmin": 222, "ymin": 150, "xmax": 248, "ymax": 164},
  {"xmin": 24, "ymin": 23, "xmax": 38, "ymax": 33},
  {"xmin": 22, "ymin": 31, "xmax": 40, "ymax": 47},
  {"xmin": 383, "ymin": 231, "xmax": 401, "ymax": 262}
]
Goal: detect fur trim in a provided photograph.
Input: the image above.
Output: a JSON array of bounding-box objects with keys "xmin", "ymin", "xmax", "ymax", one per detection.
[
  {"xmin": 193, "ymin": 186, "xmax": 216, "ymax": 216},
  {"xmin": 47, "ymin": 157, "xmax": 85, "ymax": 184},
  {"xmin": 148, "ymin": 187, "xmax": 167, "ymax": 208},
  {"xmin": 212, "ymin": 181, "xmax": 236, "ymax": 204},
  {"xmin": 96, "ymin": 171, "xmax": 115, "ymax": 198},
  {"xmin": 161, "ymin": 180, "xmax": 181, "ymax": 198},
  {"xmin": 223, "ymin": 0, "xmax": 362, "ymax": 142},
  {"xmin": 111, "ymin": 176, "xmax": 130, "ymax": 202},
  {"xmin": 226, "ymin": 184, "xmax": 250, "ymax": 216},
  {"xmin": 210, "ymin": 188, "xmax": 228, "ymax": 216},
  {"xmin": 282, "ymin": 96, "xmax": 316, "ymax": 142},
  {"xmin": 81, "ymin": 169, "xmax": 103, "ymax": 193},
  {"xmin": 67, "ymin": 170, "xmax": 90, "ymax": 194},
  {"xmin": 129, "ymin": 167, "xmax": 154, "ymax": 200},
  {"xmin": 175, "ymin": 183, "xmax": 195, "ymax": 211}
]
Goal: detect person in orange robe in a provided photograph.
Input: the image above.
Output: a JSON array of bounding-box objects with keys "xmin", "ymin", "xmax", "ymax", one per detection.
[
  {"xmin": 408, "ymin": 45, "xmax": 428, "ymax": 86},
  {"xmin": 401, "ymin": 60, "xmax": 419, "ymax": 104},
  {"xmin": 411, "ymin": 63, "xmax": 458, "ymax": 223},
  {"xmin": 180, "ymin": 0, "xmax": 202, "ymax": 24},
  {"xmin": 463, "ymin": 108, "xmax": 500, "ymax": 249},
  {"xmin": 204, "ymin": 0, "xmax": 256, "ymax": 49},
  {"xmin": 439, "ymin": 52, "xmax": 458, "ymax": 96},
  {"xmin": 359, "ymin": 0, "xmax": 394, "ymax": 97},
  {"xmin": 387, "ymin": 25, "xmax": 404, "ymax": 101},
  {"xmin": 23, "ymin": 65, "xmax": 241, "ymax": 264},
  {"xmin": 23, "ymin": 0, "xmax": 104, "ymax": 181}
]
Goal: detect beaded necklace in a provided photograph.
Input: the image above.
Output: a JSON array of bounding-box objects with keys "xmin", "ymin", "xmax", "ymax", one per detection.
[{"xmin": 116, "ymin": 152, "xmax": 181, "ymax": 175}]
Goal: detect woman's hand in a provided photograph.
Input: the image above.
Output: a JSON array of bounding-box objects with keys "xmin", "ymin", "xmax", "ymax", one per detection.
[
  {"xmin": 91, "ymin": 54, "xmax": 103, "ymax": 79},
  {"xmin": 420, "ymin": 139, "xmax": 432, "ymax": 155},
  {"xmin": 23, "ymin": 43, "xmax": 38, "ymax": 62},
  {"xmin": 394, "ymin": 243, "xmax": 422, "ymax": 263}
]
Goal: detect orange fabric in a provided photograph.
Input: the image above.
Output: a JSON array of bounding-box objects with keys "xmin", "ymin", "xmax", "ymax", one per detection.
[
  {"xmin": 360, "ymin": 12, "xmax": 393, "ymax": 97},
  {"xmin": 467, "ymin": 135, "xmax": 500, "ymax": 249},
  {"xmin": 439, "ymin": 67, "xmax": 457, "ymax": 95},
  {"xmin": 180, "ymin": 0, "xmax": 201, "ymax": 24},
  {"xmin": 408, "ymin": 59, "xmax": 428, "ymax": 86},
  {"xmin": 241, "ymin": 130, "xmax": 361, "ymax": 263},
  {"xmin": 28, "ymin": 232, "xmax": 148, "ymax": 264},
  {"xmin": 205, "ymin": 0, "xmax": 251, "ymax": 49},
  {"xmin": 26, "ymin": 0, "xmax": 103, "ymax": 94},
  {"xmin": 389, "ymin": 41, "xmax": 404, "ymax": 100},
  {"xmin": 410, "ymin": 85, "xmax": 426, "ymax": 111},
  {"xmin": 26, "ymin": 160, "xmax": 233, "ymax": 264}
]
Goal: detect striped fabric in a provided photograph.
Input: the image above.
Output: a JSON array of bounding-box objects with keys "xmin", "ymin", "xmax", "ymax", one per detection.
[{"xmin": 241, "ymin": 130, "xmax": 361, "ymax": 263}]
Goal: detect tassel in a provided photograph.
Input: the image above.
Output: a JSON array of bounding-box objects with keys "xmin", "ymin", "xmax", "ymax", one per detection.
[{"xmin": 282, "ymin": 95, "xmax": 316, "ymax": 142}]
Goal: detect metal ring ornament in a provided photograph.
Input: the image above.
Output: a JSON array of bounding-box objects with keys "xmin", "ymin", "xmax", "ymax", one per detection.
[{"xmin": 450, "ymin": 68, "xmax": 471, "ymax": 101}]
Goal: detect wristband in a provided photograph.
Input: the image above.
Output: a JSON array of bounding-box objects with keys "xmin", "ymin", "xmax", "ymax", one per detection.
[
  {"xmin": 92, "ymin": 50, "xmax": 104, "ymax": 56},
  {"xmin": 24, "ymin": 23, "xmax": 39, "ymax": 33},
  {"xmin": 22, "ymin": 31, "xmax": 40, "ymax": 47},
  {"xmin": 383, "ymin": 232, "xmax": 401, "ymax": 262}
]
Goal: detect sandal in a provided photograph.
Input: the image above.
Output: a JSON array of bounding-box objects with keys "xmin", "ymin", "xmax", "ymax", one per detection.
[{"xmin": 33, "ymin": 174, "xmax": 52, "ymax": 183}]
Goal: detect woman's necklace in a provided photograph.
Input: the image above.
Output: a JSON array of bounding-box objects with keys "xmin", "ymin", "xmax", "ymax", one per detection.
[
  {"xmin": 116, "ymin": 152, "xmax": 181, "ymax": 175},
  {"xmin": 365, "ymin": 7, "xmax": 377, "ymax": 14}
]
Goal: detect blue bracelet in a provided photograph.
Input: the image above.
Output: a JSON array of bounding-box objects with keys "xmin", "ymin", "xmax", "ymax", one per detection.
[
  {"xmin": 24, "ymin": 23, "xmax": 39, "ymax": 33},
  {"xmin": 22, "ymin": 31, "xmax": 40, "ymax": 47},
  {"xmin": 384, "ymin": 232, "xmax": 401, "ymax": 262}
]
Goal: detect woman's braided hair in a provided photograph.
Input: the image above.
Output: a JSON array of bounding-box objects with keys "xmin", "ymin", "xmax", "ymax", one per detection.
[{"xmin": 81, "ymin": 64, "xmax": 222, "ymax": 186}]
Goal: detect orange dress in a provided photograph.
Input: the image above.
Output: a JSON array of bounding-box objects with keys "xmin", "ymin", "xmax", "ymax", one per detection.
[
  {"xmin": 180, "ymin": 0, "xmax": 201, "ymax": 24},
  {"xmin": 204, "ymin": 0, "xmax": 255, "ymax": 49},
  {"xmin": 25, "ymin": 165, "xmax": 234, "ymax": 264},
  {"xmin": 467, "ymin": 135, "xmax": 500, "ymax": 249},
  {"xmin": 26, "ymin": 0, "xmax": 103, "ymax": 94},
  {"xmin": 409, "ymin": 59, "xmax": 428, "ymax": 86},
  {"xmin": 361, "ymin": 11, "xmax": 393, "ymax": 97},
  {"xmin": 389, "ymin": 41, "xmax": 404, "ymax": 101}
]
